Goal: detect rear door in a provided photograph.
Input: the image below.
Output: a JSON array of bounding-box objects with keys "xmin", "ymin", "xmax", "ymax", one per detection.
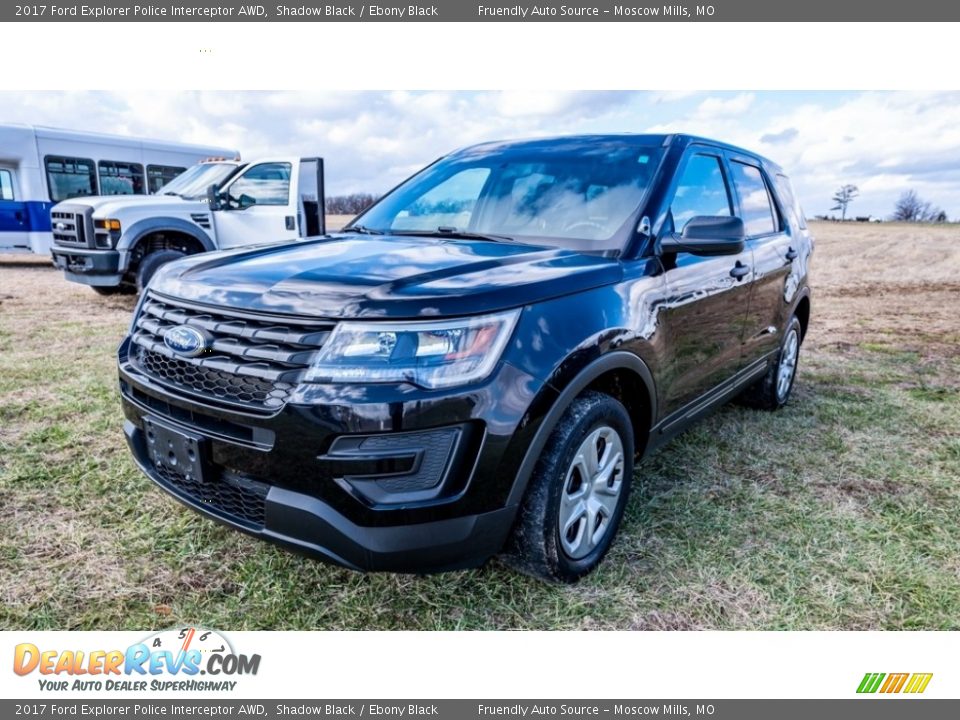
[
  {"xmin": 0, "ymin": 166, "xmax": 30, "ymax": 249},
  {"xmin": 727, "ymin": 156, "xmax": 794, "ymax": 363},
  {"xmin": 212, "ymin": 159, "xmax": 301, "ymax": 249},
  {"xmin": 658, "ymin": 149, "xmax": 755, "ymax": 415}
]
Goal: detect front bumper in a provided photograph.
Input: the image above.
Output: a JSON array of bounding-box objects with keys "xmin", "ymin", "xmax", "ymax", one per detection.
[
  {"xmin": 118, "ymin": 338, "xmax": 546, "ymax": 573},
  {"xmin": 51, "ymin": 247, "xmax": 124, "ymax": 285}
]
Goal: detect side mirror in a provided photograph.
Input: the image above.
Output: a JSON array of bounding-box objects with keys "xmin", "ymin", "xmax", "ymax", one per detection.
[
  {"xmin": 660, "ymin": 215, "xmax": 745, "ymax": 256},
  {"xmin": 206, "ymin": 184, "xmax": 221, "ymax": 211},
  {"xmin": 238, "ymin": 193, "xmax": 257, "ymax": 210}
]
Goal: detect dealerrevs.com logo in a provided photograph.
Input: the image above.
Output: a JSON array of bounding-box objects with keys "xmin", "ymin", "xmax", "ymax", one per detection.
[{"xmin": 13, "ymin": 628, "xmax": 261, "ymax": 692}]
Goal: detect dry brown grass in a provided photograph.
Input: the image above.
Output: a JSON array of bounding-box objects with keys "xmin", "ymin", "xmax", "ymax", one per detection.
[{"xmin": 1, "ymin": 220, "xmax": 959, "ymax": 630}]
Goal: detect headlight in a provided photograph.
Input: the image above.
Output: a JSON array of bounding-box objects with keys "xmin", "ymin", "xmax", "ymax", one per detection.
[{"xmin": 304, "ymin": 309, "xmax": 520, "ymax": 389}]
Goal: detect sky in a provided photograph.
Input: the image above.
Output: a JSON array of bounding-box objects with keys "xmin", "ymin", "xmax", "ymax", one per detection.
[{"xmin": 4, "ymin": 90, "xmax": 960, "ymax": 219}]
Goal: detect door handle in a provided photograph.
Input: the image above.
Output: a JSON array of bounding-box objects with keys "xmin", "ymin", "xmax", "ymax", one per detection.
[
  {"xmin": 785, "ymin": 247, "xmax": 798, "ymax": 261},
  {"xmin": 285, "ymin": 216, "xmax": 295, "ymax": 231},
  {"xmin": 729, "ymin": 262, "xmax": 751, "ymax": 280},
  {"xmin": 14, "ymin": 211, "xmax": 24, "ymax": 222}
]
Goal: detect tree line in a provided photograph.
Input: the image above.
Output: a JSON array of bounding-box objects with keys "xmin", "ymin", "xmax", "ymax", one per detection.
[
  {"xmin": 326, "ymin": 193, "xmax": 379, "ymax": 215},
  {"xmin": 829, "ymin": 184, "xmax": 949, "ymax": 223}
]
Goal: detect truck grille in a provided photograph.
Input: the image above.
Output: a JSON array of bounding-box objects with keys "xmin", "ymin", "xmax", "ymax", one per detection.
[
  {"xmin": 51, "ymin": 210, "xmax": 88, "ymax": 247},
  {"xmin": 129, "ymin": 293, "xmax": 335, "ymax": 411}
]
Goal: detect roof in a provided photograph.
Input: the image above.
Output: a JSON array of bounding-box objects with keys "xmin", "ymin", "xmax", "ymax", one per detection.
[{"xmin": 452, "ymin": 132, "xmax": 783, "ymax": 172}]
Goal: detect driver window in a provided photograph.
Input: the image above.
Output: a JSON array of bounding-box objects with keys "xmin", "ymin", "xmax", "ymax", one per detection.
[
  {"xmin": 669, "ymin": 154, "xmax": 732, "ymax": 232},
  {"xmin": 228, "ymin": 162, "xmax": 291, "ymax": 206}
]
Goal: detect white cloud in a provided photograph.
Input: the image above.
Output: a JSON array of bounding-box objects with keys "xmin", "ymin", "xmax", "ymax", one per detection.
[
  {"xmin": 2, "ymin": 90, "xmax": 959, "ymax": 217},
  {"xmin": 695, "ymin": 93, "xmax": 755, "ymax": 118}
]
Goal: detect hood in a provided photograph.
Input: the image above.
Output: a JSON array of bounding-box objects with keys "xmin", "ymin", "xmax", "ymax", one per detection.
[
  {"xmin": 54, "ymin": 194, "xmax": 206, "ymax": 216},
  {"xmin": 151, "ymin": 234, "xmax": 623, "ymax": 319}
]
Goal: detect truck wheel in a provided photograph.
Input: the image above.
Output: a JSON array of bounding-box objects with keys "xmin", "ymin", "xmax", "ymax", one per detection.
[
  {"xmin": 136, "ymin": 250, "xmax": 186, "ymax": 293},
  {"xmin": 92, "ymin": 285, "xmax": 136, "ymax": 297},
  {"xmin": 503, "ymin": 390, "xmax": 634, "ymax": 583},
  {"xmin": 738, "ymin": 316, "xmax": 803, "ymax": 410},
  {"xmin": 92, "ymin": 286, "xmax": 123, "ymax": 296}
]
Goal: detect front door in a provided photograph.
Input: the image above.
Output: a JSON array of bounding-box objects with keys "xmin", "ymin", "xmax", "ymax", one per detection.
[
  {"xmin": 212, "ymin": 160, "xmax": 300, "ymax": 249},
  {"xmin": 656, "ymin": 150, "xmax": 754, "ymax": 415}
]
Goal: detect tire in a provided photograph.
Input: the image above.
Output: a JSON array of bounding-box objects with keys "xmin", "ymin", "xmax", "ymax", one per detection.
[
  {"xmin": 92, "ymin": 284, "xmax": 136, "ymax": 297},
  {"xmin": 738, "ymin": 316, "xmax": 803, "ymax": 410},
  {"xmin": 92, "ymin": 286, "xmax": 123, "ymax": 296},
  {"xmin": 503, "ymin": 390, "xmax": 634, "ymax": 583},
  {"xmin": 136, "ymin": 249, "xmax": 186, "ymax": 293}
]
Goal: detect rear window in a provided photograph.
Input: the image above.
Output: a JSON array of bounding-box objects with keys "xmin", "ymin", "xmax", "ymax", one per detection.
[
  {"xmin": 774, "ymin": 173, "xmax": 808, "ymax": 230},
  {"xmin": 45, "ymin": 156, "xmax": 97, "ymax": 201},
  {"xmin": 0, "ymin": 169, "xmax": 14, "ymax": 200},
  {"xmin": 729, "ymin": 161, "xmax": 779, "ymax": 237},
  {"xmin": 98, "ymin": 161, "xmax": 146, "ymax": 196}
]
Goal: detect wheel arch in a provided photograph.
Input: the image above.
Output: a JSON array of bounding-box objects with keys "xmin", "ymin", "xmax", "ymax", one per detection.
[
  {"xmin": 506, "ymin": 351, "xmax": 657, "ymax": 507},
  {"xmin": 119, "ymin": 217, "xmax": 215, "ymax": 270},
  {"xmin": 793, "ymin": 290, "xmax": 811, "ymax": 342}
]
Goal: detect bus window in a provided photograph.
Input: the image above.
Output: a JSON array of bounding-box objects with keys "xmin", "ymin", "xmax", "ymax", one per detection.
[
  {"xmin": 45, "ymin": 156, "xmax": 97, "ymax": 201},
  {"xmin": 99, "ymin": 161, "xmax": 146, "ymax": 195},
  {"xmin": 0, "ymin": 169, "xmax": 14, "ymax": 200},
  {"xmin": 147, "ymin": 164, "xmax": 187, "ymax": 193}
]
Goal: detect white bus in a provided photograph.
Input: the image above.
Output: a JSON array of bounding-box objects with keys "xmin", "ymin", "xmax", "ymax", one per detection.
[{"xmin": 0, "ymin": 124, "xmax": 237, "ymax": 255}]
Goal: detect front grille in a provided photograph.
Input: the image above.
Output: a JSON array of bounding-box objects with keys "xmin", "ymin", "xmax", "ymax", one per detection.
[
  {"xmin": 131, "ymin": 345, "xmax": 292, "ymax": 406},
  {"xmin": 155, "ymin": 463, "xmax": 268, "ymax": 528},
  {"xmin": 51, "ymin": 211, "xmax": 87, "ymax": 246},
  {"xmin": 129, "ymin": 293, "xmax": 334, "ymax": 411}
]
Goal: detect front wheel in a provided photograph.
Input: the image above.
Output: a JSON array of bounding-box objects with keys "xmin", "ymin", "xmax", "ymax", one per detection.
[
  {"xmin": 136, "ymin": 249, "xmax": 186, "ymax": 293},
  {"xmin": 92, "ymin": 286, "xmax": 123, "ymax": 296},
  {"xmin": 503, "ymin": 391, "xmax": 634, "ymax": 583},
  {"xmin": 739, "ymin": 316, "xmax": 803, "ymax": 410},
  {"xmin": 92, "ymin": 284, "xmax": 136, "ymax": 297}
]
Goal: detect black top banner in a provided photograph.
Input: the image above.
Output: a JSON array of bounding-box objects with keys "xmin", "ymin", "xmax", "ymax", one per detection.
[{"xmin": 4, "ymin": 0, "xmax": 957, "ymax": 22}]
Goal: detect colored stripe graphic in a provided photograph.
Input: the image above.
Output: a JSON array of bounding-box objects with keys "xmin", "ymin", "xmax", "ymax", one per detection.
[
  {"xmin": 880, "ymin": 673, "xmax": 909, "ymax": 693},
  {"xmin": 903, "ymin": 673, "xmax": 933, "ymax": 694},
  {"xmin": 857, "ymin": 672, "xmax": 932, "ymax": 694},
  {"xmin": 857, "ymin": 673, "xmax": 885, "ymax": 693}
]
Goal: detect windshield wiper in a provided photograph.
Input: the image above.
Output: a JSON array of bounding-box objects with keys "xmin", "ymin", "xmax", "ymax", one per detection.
[
  {"xmin": 161, "ymin": 191, "xmax": 180, "ymax": 197},
  {"xmin": 391, "ymin": 227, "xmax": 516, "ymax": 243},
  {"xmin": 341, "ymin": 224, "xmax": 385, "ymax": 235}
]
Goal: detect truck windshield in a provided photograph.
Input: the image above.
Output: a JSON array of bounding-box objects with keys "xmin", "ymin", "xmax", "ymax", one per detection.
[
  {"xmin": 350, "ymin": 140, "xmax": 664, "ymax": 253},
  {"xmin": 157, "ymin": 162, "xmax": 242, "ymax": 200}
]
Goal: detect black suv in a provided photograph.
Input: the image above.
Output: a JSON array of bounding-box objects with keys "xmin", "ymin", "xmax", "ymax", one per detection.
[{"xmin": 118, "ymin": 134, "xmax": 812, "ymax": 582}]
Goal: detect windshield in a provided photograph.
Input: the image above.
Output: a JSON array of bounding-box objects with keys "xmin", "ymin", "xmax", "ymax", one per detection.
[
  {"xmin": 156, "ymin": 162, "xmax": 242, "ymax": 200},
  {"xmin": 352, "ymin": 140, "xmax": 664, "ymax": 252}
]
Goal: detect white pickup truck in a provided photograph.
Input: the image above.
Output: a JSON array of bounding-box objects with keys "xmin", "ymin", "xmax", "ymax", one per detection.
[{"xmin": 50, "ymin": 157, "xmax": 325, "ymax": 294}]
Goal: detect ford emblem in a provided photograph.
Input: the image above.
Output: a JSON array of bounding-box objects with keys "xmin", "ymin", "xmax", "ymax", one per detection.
[{"xmin": 163, "ymin": 325, "xmax": 209, "ymax": 358}]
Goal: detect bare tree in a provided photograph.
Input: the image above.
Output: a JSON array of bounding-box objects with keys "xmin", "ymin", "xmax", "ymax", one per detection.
[
  {"xmin": 326, "ymin": 193, "xmax": 378, "ymax": 215},
  {"xmin": 830, "ymin": 184, "xmax": 859, "ymax": 221},
  {"xmin": 891, "ymin": 190, "xmax": 947, "ymax": 223}
]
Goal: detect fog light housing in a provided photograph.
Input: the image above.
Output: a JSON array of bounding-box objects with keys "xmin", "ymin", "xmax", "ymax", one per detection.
[{"xmin": 319, "ymin": 426, "xmax": 472, "ymax": 505}]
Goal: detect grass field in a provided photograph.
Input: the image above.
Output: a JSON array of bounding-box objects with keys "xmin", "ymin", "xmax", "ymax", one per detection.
[{"xmin": 1, "ymin": 221, "xmax": 958, "ymax": 630}]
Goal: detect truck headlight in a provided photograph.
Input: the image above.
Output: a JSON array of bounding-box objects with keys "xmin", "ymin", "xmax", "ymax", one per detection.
[{"xmin": 304, "ymin": 309, "xmax": 520, "ymax": 389}]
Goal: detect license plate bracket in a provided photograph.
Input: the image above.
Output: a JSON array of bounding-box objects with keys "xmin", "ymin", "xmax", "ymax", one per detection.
[{"xmin": 143, "ymin": 416, "xmax": 207, "ymax": 483}]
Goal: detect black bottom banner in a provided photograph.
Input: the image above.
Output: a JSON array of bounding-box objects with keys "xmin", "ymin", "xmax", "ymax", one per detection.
[{"xmin": 3, "ymin": 700, "xmax": 956, "ymax": 720}]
